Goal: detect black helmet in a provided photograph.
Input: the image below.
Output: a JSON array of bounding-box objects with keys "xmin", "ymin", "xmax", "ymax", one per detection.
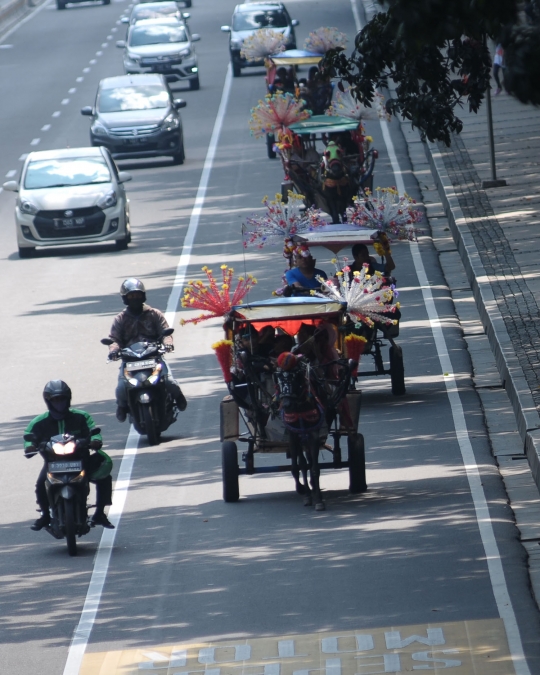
[
  {"xmin": 43, "ymin": 380, "xmax": 72, "ymax": 420},
  {"xmin": 120, "ymin": 278, "xmax": 146, "ymax": 305}
]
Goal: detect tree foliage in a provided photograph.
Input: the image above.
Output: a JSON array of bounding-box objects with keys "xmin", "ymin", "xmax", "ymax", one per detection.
[{"xmin": 322, "ymin": 0, "xmax": 540, "ymax": 146}]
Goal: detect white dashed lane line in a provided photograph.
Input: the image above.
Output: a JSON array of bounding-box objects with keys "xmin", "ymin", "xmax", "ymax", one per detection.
[
  {"xmin": 76, "ymin": 76, "xmax": 84, "ymax": 82},
  {"xmin": 19, "ymin": 154, "xmax": 28, "ymax": 161},
  {"xmin": 41, "ymin": 124, "xmax": 51, "ymax": 131},
  {"xmin": 52, "ymin": 111, "xmax": 61, "ymax": 117},
  {"xmin": 69, "ymin": 88, "xmax": 76, "ymax": 94},
  {"xmin": 30, "ymin": 138, "xmax": 40, "ymax": 146},
  {"xmin": 5, "ymin": 170, "xmax": 16, "ymax": 178},
  {"xmin": 61, "ymin": 99, "xmax": 70, "ymax": 105}
]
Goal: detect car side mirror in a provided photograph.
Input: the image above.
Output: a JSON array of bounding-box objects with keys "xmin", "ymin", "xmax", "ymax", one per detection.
[
  {"xmin": 81, "ymin": 106, "xmax": 94, "ymax": 116},
  {"xmin": 116, "ymin": 40, "xmax": 126, "ymax": 48},
  {"xmin": 120, "ymin": 16, "xmax": 129, "ymax": 23},
  {"xmin": 101, "ymin": 338, "xmax": 114, "ymax": 346},
  {"xmin": 220, "ymin": 25, "xmax": 231, "ymax": 32},
  {"xmin": 2, "ymin": 180, "xmax": 19, "ymax": 192},
  {"xmin": 291, "ymin": 19, "xmax": 299, "ymax": 26},
  {"xmin": 118, "ymin": 171, "xmax": 132, "ymax": 183},
  {"xmin": 173, "ymin": 98, "xmax": 186, "ymax": 109},
  {"xmin": 182, "ymin": 12, "xmax": 190, "ymax": 19},
  {"xmin": 191, "ymin": 33, "xmax": 200, "ymax": 42}
]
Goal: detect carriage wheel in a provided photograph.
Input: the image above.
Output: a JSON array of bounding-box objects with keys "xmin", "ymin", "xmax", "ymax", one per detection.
[
  {"xmin": 348, "ymin": 433, "xmax": 367, "ymax": 493},
  {"xmin": 222, "ymin": 441, "xmax": 240, "ymax": 502},
  {"xmin": 266, "ymin": 133, "xmax": 277, "ymax": 159},
  {"xmin": 389, "ymin": 345, "xmax": 406, "ymax": 396}
]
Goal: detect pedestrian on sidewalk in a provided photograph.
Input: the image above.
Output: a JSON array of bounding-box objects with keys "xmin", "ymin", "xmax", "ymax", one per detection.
[{"xmin": 493, "ymin": 43, "xmax": 505, "ymax": 95}]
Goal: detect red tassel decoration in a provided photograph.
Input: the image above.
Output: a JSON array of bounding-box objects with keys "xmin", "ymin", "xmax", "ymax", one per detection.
[
  {"xmin": 344, "ymin": 334, "xmax": 368, "ymax": 377},
  {"xmin": 212, "ymin": 340, "xmax": 234, "ymax": 383}
]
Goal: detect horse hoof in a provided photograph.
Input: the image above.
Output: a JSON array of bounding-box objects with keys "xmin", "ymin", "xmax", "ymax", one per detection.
[
  {"xmin": 304, "ymin": 496, "xmax": 312, "ymax": 507},
  {"xmin": 296, "ymin": 483, "xmax": 306, "ymax": 495},
  {"xmin": 315, "ymin": 502, "xmax": 326, "ymax": 511}
]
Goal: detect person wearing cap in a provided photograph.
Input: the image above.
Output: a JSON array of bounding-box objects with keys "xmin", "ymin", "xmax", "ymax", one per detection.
[{"xmin": 284, "ymin": 245, "xmax": 327, "ymax": 294}]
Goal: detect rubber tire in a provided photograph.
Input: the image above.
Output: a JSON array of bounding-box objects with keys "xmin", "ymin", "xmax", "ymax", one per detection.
[
  {"xmin": 115, "ymin": 223, "xmax": 130, "ymax": 250},
  {"xmin": 142, "ymin": 404, "xmax": 160, "ymax": 446},
  {"xmin": 57, "ymin": 0, "xmax": 66, "ymax": 8},
  {"xmin": 266, "ymin": 133, "xmax": 276, "ymax": 159},
  {"xmin": 103, "ymin": 0, "xmax": 110, "ymax": 4},
  {"xmin": 389, "ymin": 345, "xmax": 406, "ymax": 396},
  {"xmin": 232, "ymin": 62, "xmax": 241, "ymax": 78},
  {"xmin": 189, "ymin": 75, "xmax": 200, "ymax": 91},
  {"xmin": 184, "ymin": 0, "xmax": 191, "ymax": 6},
  {"xmin": 222, "ymin": 441, "xmax": 239, "ymax": 502},
  {"xmin": 172, "ymin": 138, "xmax": 185, "ymax": 164},
  {"xmin": 64, "ymin": 500, "xmax": 77, "ymax": 557},
  {"xmin": 18, "ymin": 246, "xmax": 35, "ymax": 259},
  {"xmin": 348, "ymin": 433, "xmax": 367, "ymax": 493}
]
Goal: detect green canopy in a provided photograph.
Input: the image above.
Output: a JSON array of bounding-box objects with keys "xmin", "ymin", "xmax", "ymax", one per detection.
[{"xmin": 288, "ymin": 115, "xmax": 360, "ymax": 135}]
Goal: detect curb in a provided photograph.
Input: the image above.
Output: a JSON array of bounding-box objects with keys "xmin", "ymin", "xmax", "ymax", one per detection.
[
  {"xmin": 423, "ymin": 140, "xmax": 540, "ymax": 493},
  {"xmin": 0, "ymin": 0, "xmax": 27, "ymax": 25}
]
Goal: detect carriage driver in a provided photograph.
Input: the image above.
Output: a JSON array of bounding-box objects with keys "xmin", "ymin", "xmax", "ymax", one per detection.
[
  {"xmin": 284, "ymin": 245, "xmax": 327, "ymax": 295},
  {"xmin": 350, "ymin": 239, "xmax": 395, "ymax": 277}
]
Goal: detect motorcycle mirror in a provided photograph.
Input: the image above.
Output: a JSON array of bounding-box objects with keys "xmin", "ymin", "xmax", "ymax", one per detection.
[
  {"xmin": 101, "ymin": 338, "xmax": 114, "ymax": 345},
  {"xmin": 162, "ymin": 328, "xmax": 174, "ymax": 337},
  {"xmin": 89, "ymin": 428, "xmax": 101, "ymax": 436},
  {"xmin": 24, "ymin": 433, "xmax": 37, "ymax": 442}
]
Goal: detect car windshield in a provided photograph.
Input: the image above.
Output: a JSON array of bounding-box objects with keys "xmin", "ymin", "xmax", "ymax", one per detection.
[
  {"xmin": 98, "ymin": 85, "xmax": 169, "ymax": 112},
  {"xmin": 130, "ymin": 24, "xmax": 188, "ymax": 46},
  {"xmin": 24, "ymin": 157, "xmax": 111, "ymax": 189},
  {"xmin": 132, "ymin": 6, "xmax": 179, "ymax": 21},
  {"xmin": 232, "ymin": 9, "xmax": 288, "ymax": 30}
]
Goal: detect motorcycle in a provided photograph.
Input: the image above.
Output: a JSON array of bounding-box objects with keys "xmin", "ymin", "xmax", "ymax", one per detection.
[
  {"xmin": 24, "ymin": 430, "xmax": 100, "ymax": 556},
  {"xmin": 101, "ymin": 328, "xmax": 177, "ymax": 445}
]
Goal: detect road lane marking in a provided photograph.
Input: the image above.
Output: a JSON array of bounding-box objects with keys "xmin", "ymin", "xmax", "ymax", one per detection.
[
  {"xmin": 83, "ymin": 67, "xmax": 91, "ymax": 72},
  {"xmin": 0, "ymin": 0, "xmax": 52, "ymax": 44},
  {"xmin": 350, "ymin": 3, "xmax": 531, "ymax": 672},
  {"xmin": 62, "ymin": 64, "xmax": 233, "ymax": 675},
  {"xmin": 19, "ymin": 154, "xmax": 28, "ymax": 161},
  {"xmin": 90, "ymin": 59, "xmax": 97, "ymax": 64},
  {"xmin": 52, "ymin": 111, "xmax": 61, "ymax": 117},
  {"xmin": 69, "ymin": 87, "xmax": 76, "ymax": 94},
  {"xmin": 61, "ymin": 98, "xmax": 70, "ymax": 105},
  {"xmin": 80, "ymin": 620, "xmax": 513, "ymax": 675},
  {"xmin": 5, "ymin": 170, "xmax": 16, "ymax": 177},
  {"xmin": 41, "ymin": 124, "xmax": 51, "ymax": 131},
  {"xmin": 76, "ymin": 76, "xmax": 84, "ymax": 82},
  {"xmin": 30, "ymin": 138, "xmax": 40, "ymax": 146}
]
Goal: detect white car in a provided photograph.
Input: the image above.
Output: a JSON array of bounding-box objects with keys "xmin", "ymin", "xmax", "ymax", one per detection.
[{"xmin": 3, "ymin": 147, "xmax": 132, "ymax": 258}]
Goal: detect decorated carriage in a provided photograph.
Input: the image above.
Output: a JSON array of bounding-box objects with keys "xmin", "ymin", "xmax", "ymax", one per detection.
[{"xmin": 218, "ymin": 296, "xmax": 366, "ymax": 506}]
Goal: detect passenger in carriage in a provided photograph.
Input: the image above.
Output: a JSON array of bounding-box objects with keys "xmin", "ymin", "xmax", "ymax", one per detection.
[{"xmin": 349, "ymin": 241, "xmax": 395, "ymax": 277}]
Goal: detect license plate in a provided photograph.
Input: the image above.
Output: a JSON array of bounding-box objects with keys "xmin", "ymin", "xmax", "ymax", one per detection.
[
  {"xmin": 125, "ymin": 137, "xmax": 148, "ymax": 145},
  {"xmin": 53, "ymin": 217, "xmax": 85, "ymax": 229},
  {"xmin": 49, "ymin": 460, "xmax": 83, "ymax": 473},
  {"xmin": 126, "ymin": 359, "xmax": 156, "ymax": 370}
]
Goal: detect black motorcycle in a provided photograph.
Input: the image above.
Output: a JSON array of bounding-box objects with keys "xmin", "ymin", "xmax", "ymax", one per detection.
[
  {"xmin": 101, "ymin": 328, "xmax": 177, "ymax": 445},
  {"xmin": 24, "ymin": 430, "xmax": 99, "ymax": 556}
]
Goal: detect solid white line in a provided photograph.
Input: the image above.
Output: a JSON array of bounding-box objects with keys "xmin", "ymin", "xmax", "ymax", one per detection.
[
  {"xmin": 350, "ymin": 1, "xmax": 531, "ymax": 672},
  {"xmin": 62, "ymin": 64, "xmax": 233, "ymax": 675},
  {"xmin": 165, "ymin": 64, "xmax": 233, "ymax": 323},
  {"xmin": 0, "ymin": 0, "xmax": 52, "ymax": 45}
]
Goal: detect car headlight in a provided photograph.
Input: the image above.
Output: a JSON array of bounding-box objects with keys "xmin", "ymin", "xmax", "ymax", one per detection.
[
  {"xmin": 162, "ymin": 113, "xmax": 180, "ymax": 131},
  {"xmin": 125, "ymin": 52, "xmax": 140, "ymax": 63},
  {"xmin": 178, "ymin": 48, "xmax": 191, "ymax": 57},
  {"xmin": 20, "ymin": 200, "xmax": 39, "ymax": 215},
  {"xmin": 230, "ymin": 39, "xmax": 242, "ymax": 50},
  {"xmin": 97, "ymin": 190, "xmax": 117, "ymax": 209},
  {"xmin": 91, "ymin": 121, "xmax": 108, "ymax": 136}
]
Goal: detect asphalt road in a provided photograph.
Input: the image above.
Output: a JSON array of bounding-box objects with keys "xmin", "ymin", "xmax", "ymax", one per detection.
[{"xmin": 1, "ymin": 0, "xmax": 540, "ymax": 674}]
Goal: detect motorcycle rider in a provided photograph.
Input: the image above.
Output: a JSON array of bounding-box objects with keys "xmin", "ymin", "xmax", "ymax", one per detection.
[
  {"xmin": 108, "ymin": 278, "xmax": 187, "ymax": 422},
  {"xmin": 24, "ymin": 380, "xmax": 115, "ymax": 531}
]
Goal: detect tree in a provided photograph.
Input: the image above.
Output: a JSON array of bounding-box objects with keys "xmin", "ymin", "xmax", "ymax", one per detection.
[{"xmin": 323, "ymin": 0, "xmax": 540, "ymax": 145}]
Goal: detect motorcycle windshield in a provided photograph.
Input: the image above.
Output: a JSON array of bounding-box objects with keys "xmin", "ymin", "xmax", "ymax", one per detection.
[{"xmin": 122, "ymin": 342, "xmax": 159, "ymax": 359}]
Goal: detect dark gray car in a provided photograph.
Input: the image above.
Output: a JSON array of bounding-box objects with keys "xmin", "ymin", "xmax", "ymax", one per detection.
[{"xmin": 81, "ymin": 74, "xmax": 187, "ymax": 164}]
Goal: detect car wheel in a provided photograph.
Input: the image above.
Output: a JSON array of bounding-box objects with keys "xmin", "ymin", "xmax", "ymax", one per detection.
[
  {"xmin": 103, "ymin": 0, "xmax": 110, "ymax": 4},
  {"xmin": 184, "ymin": 0, "xmax": 191, "ymax": 6},
  {"xmin": 172, "ymin": 137, "xmax": 185, "ymax": 164},
  {"xmin": 189, "ymin": 75, "xmax": 200, "ymax": 91},
  {"xmin": 18, "ymin": 246, "xmax": 36, "ymax": 259},
  {"xmin": 56, "ymin": 0, "xmax": 66, "ymax": 8},
  {"xmin": 115, "ymin": 234, "xmax": 129, "ymax": 250},
  {"xmin": 232, "ymin": 62, "xmax": 241, "ymax": 77}
]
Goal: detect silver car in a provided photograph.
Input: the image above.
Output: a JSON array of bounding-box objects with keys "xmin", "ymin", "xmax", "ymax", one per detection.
[
  {"xmin": 117, "ymin": 17, "xmax": 200, "ymax": 90},
  {"xmin": 121, "ymin": 3, "xmax": 191, "ymax": 31},
  {"xmin": 3, "ymin": 147, "xmax": 132, "ymax": 258}
]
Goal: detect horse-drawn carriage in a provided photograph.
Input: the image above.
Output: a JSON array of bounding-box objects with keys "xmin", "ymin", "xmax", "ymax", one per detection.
[
  {"xmin": 278, "ymin": 115, "xmax": 378, "ymax": 224},
  {"xmin": 219, "ymin": 296, "xmax": 366, "ymax": 508}
]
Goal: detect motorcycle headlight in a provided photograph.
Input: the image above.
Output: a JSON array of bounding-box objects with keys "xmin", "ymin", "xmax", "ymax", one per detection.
[
  {"xmin": 91, "ymin": 121, "xmax": 109, "ymax": 137},
  {"xmin": 97, "ymin": 190, "xmax": 117, "ymax": 209},
  {"xmin": 125, "ymin": 52, "xmax": 140, "ymax": 63},
  {"xmin": 162, "ymin": 113, "xmax": 180, "ymax": 131},
  {"xmin": 20, "ymin": 199, "xmax": 39, "ymax": 215},
  {"xmin": 52, "ymin": 441, "xmax": 76, "ymax": 455}
]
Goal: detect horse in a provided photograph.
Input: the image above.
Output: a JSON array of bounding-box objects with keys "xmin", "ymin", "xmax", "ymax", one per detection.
[
  {"xmin": 274, "ymin": 352, "xmax": 326, "ymax": 511},
  {"xmin": 320, "ymin": 140, "xmax": 353, "ymax": 224}
]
